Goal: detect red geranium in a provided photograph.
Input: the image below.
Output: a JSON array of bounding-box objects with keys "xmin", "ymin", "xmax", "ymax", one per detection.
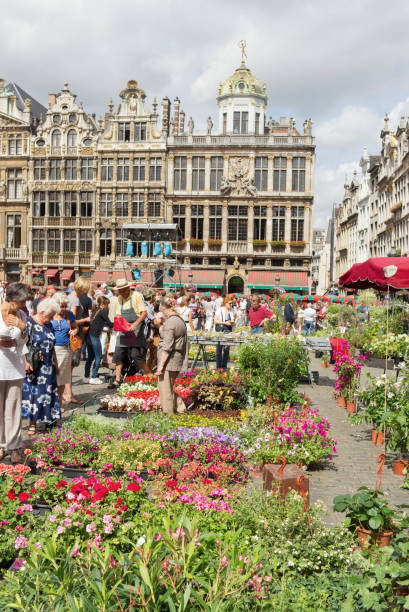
[
  {"xmin": 56, "ymin": 480, "xmax": 68, "ymax": 489},
  {"xmin": 126, "ymin": 483, "xmax": 140, "ymax": 492},
  {"xmin": 114, "ymin": 497, "xmax": 123, "ymax": 508},
  {"xmin": 18, "ymin": 492, "xmax": 30, "ymax": 503},
  {"xmin": 7, "ymin": 489, "xmax": 15, "ymax": 501}
]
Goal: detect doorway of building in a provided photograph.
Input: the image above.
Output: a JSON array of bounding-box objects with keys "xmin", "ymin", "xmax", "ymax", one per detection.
[{"xmin": 227, "ymin": 275, "xmax": 244, "ymax": 294}]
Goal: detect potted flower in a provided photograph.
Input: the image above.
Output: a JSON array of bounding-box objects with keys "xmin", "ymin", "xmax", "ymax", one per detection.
[
  {"xmin": 333, "ymin": 486, "xmax": 397, "ymax": 548},
  {"xmin": 333, "ymin": 353, "xmax": 366, "ymax": 412},
  {"xmin": 356, "ymin": 373, "xmax": 399, "ymax": 444},
  {"xmin": 271, "ymin": 240, "xmax": 286, "ymax": 250},
  {"xmin": 289, "ymin": 240, "xmax": 307, "ymax": 249},
  {"xmin": 253, "ymin": 239, "xmax": 268, "ymax": 250},
  {"xmin": 386, "ymin": 398, "xmax": 409, "ymax": 475},
  {"xmin": 321, "ymin": 353, "xmax": 329, "ymax": 368},
  {"xmin": 190, "ymin": 238, "xmax": 204, "ymax": 250},
  {"xmin": 208, "ymin": 238, "xmax": 222, "ymax": 249}
]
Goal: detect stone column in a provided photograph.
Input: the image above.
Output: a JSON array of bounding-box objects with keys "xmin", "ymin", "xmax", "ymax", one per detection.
[
  {"xmin": 203, "ymin": 201, "xmax": 209, "ymax": 252},
  {"xmin": 286, "ymin": 156, "xmax": 293, "ymax": 192},
  {"xmin": 285, "ymin": 204, "xmax": 292, "ymax": 242},
  {"xmin": 249, "ymin": 154, "xmax": 255, "ymax": 184},
  {"xmin": 267, "ymin": 156, "xmax": 273, "ymax": 192},
  {"xmin": 185, "ymin": 203, "xmax": 191, "ymax": 251},
  {"xmin": 266, "ymin": 204, "xmax": 272, "ymax": 253},
  {"xmin": 168, "ymin": 155, "xmax": 174, "ymax": 192},
  {"xmin": 186, "ymin": 155, "xmax": 192, "ymax": 193},
  {"xmin": 247, "ymin": 204, "xmax": 254, "ymax": 253},
  {"xmin": 222, "ymin": 202, "xmax": 228, "ymax": 250},
  {"xmin": 205, "ymin": 156, "xmax": 211, "ymax": 191}
]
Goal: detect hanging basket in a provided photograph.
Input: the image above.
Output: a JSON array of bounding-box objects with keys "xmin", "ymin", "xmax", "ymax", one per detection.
[
  {"xmin": 346, "ymin": 401, "xmax": 356, "ymax": 413},
  {"xmin": 337, "ymin": 396, "xmax": 346, "ymax": 407},
  {"xmin": 393, "ymin": 459, "xmax": 408, "ymax": 476},
  {"xmin": 371, "ymin": 430, "xmax": 384, "ymax": 445}
]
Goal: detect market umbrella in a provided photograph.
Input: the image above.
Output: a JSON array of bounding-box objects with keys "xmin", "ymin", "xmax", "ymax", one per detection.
[
  {"xmin": 339, "ymin": 257, "xmax": 409, "ymax": 290},
  {"xmin": 301, "ymin": 295, "xmax": 315, "ymax": 302},
  {"xmin": 282, "ymin": 292, "xmax": 299, "ymax": 301}
]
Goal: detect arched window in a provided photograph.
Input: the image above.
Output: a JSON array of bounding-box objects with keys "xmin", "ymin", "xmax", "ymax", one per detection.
[
  {"xmin": 67, "ymin": 129, "xmax": 77, "ymax": 147},
  {"xmin": 51, "ymin": 130, "xmax": 61, "ymax": 147}
]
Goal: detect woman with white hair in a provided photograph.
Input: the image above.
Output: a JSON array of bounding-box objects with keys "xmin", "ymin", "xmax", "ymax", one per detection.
[
  {"xmin": 22, "ymin": 297, "xmax": 61, "ymax": 435},
  {"xmin": 51, "ymin": 292, "xmax": 78, "ymax": 407}
]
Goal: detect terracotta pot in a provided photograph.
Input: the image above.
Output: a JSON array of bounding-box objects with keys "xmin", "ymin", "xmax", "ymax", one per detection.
[
  {"xmin": 337, "ymin": 396, "xmax": 346, "ymax": 407},
  {"xmin": 346, "ymin": 401, "xmax": 356, "ymax": 413},
  {"xmin": 321, "ymin": 362, "xmax": 329, "ymax": 368},
  {"xmin": 393, "ymin": 459, "xmax": 409, "ymax": 476},
  {"xmin": 371, "ymin": 430, "xmax": 384, "ymax": 445},
  {"xmin": 356, "ymin": 526, "xmax": 371, "ymax": 549},
  {"xmin": 375, "ymin": 531, "xmax": 393, "ymax": 547}
]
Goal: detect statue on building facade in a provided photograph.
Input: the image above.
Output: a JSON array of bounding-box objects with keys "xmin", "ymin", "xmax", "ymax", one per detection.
[
  {"xmin": 128, "ymin": 94, "xmax": 138, "ymax": 113},
  {"xmin": 207, "ymin": 116, "xmax": 213, "ymax": 135},
  {"xmin": 267, "ymin": 117, "xmax": 274, "ymax": 134},
  {"xmin": 220, "ymin": 157, "xmax": 257, "ymax": 196},
  {"xmin": 187, "ymin": 116, "xmax": 194, "ymax": 135}
]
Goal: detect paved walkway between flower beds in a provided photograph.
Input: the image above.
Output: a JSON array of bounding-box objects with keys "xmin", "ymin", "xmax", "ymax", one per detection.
[
  {"xmin": 304, "ymin": 356, "xmax": 409, "ymax": 525},
  {"xmin": 20, "ymin": 358, "xmax": 409, "ymax": 527}
]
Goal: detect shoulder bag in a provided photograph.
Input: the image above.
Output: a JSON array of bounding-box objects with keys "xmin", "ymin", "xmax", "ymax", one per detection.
[
  {"xmin": 66, "ymin": 313, "xmax": 82, "ymax": 352},
  {"xmin": 26, "ymin": 320, "xmax": 42, "ymax": 373}
]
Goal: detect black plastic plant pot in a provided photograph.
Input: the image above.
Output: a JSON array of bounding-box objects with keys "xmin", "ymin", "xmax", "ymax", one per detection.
[{"xmin": 97, "ymin": 408, "xmax": 133, "ymax": 419}]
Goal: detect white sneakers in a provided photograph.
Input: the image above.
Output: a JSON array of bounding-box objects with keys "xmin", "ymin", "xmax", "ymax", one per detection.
[{"xmin": 89, "ymin": 378, "xmax": 103, "ymax": 385}]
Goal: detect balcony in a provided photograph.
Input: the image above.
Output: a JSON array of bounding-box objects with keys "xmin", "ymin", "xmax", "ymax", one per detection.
[
  {"xmin": 227, "ymin": 241, "xmax": 248, "ymax": 253},
  {"xmin": 63, "ymin": 254, "xmax": 75, "ymax": 265},
  {"xmin": 170, "ymin": 134, "xmax": 314, "ymax": 147},
  {"xmin": 79, "ymin": 254, "xmax": 91, "ymax": 265},
  {"xmin": 47, "ymin": 254, "xmax": 59, "ymax": 265},
  {"xmin": 48, "ymin": 217, "xmax": 60, "ymax": 227},
  {"xmin": 1, "ymin": 247, "xmax": 28, "ymax": 260},
  {"xmin": 32, "ymin": 218, "xmax": 45, "ymax": 226},
  {"xmin": 63, "ymin": 217, "xmax": 76, "ymax": 226}
]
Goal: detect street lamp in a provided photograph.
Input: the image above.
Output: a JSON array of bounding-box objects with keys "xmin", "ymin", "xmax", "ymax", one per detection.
[
  {"xmin": 388, "ymin": 244, "xmax": 398, "ymax": 257},
  {"xmin": 188, "ymin": 271, "xmax": 193, "ymax": 283},
  {"xmin": 274, "ymin": 273, "xmax": 280, "ymax": 288}
]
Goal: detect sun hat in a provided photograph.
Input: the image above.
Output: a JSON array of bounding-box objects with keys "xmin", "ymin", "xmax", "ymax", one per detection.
[{"xmin": 115, "ymin": 278, "xmax": 130, "ymax": 290}]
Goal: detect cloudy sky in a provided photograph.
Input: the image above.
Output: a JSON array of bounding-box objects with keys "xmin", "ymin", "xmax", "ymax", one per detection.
[{"xmin": 4, "ymin": 0, "xmax": 409, "ymax": 225}]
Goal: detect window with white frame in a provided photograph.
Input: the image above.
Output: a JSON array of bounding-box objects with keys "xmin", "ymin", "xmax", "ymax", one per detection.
[
  {"xmin": 81, "ymin": 159, "xmax": 93, "ymax": 180},
  {"xmin": 253, "ymin": 205, "xmax": 267, "ymax": 240},
  {"xmin": 149, "ymin": 157, "xmax": 162, "ymax": 181},
  {"xmin": 292, "ymin": 157, "xmax": 306, "ymax": 191},
  {"xmin": 148, "ymin": 193, "xmax": 161, "ymax": 217},
  {"xmin": 7, "ymin": 169, "xmax": 22, "ymax": 199},
  {"xmin": 100, "ymin": 193, "xmax": 113, "ymax": 217},
  {"xmin": 191, "ymin": 205, "xmax": 204, "ymax": 239},
  {"xmin": 192, "ymin": 156, "xmax": 205, "ymax": 190},
  {"xmin": 34, "ymin": 159, "xmax": 46, "ymax": 180},
  {"xmin": 48, "ymin": 229, "xmax": 60, "ymax": 253},
  {"xmin": 118, "ymin": 122, "xmax": 131, "ymax": 142},
  {"xmin": 233, "ymin": 111, "xmax": 248, "ymax": 134},
  {"xmin": 33, "ymin": 229, "xmax": 45, "ymax": 252},
  {"xmin": 272, "ymin": 206, "xmax": 285, "ymax": 241},
  {"xmin": 50, "ymin": 159, "xmax": 61, "ymax": 180},
  {"xmin": 79, "ymin": 229, "xmax": 93, "ymax": 253},
  {"xmin": 210, "ymin": 156, "xmax": 223, "ymax": 190},
  {"xmin": 117, "ymin": 157, "xmax": 130, "ymax": 181},
  {"xmin": 291, "ymin": 206, "xmax": 304, "ymax": 241},
  {"xmin": 64, "ymin": 192, "xmax": 77, "ymax": 217},
  {"xmin": 132, "ymin": 193, "xmax": 144, "ymax": 217},
  {"xmin": 51, "ymin": 130, "xmax": 61, "ymax": 147},
  {"xmin": 255, "ymin": 157, "xmax": 268, "ymax": 191},
  {"xmin": 49, "ymin": 191, "xmax": 61, "ymax": 217},
  {"xmin": 33, "ymin": 192, "xmax": 46, "ymax": 217},
  {"xmin": 8, "ymin": 137, "xmax": 23, "ymax": 155},
  {"xmin": 64, "ymin": 229, "xmax": 77, "ymax": 252},
  {"xmin": 133, "ymin": 157, "xmax": 145, "ymax": 181},
  {"xmin": 65, "ymin": 159, "xmax": 77, "ymax": 180},
  {"xmin": 67, "ymin": 130, "xmax": 77, "ymax": 147},
  {"xmin": 6, "ymin": 214, "xmax": 21, "ymax": 248},
  {"xmin": 209, "ymin": 205, "xmax": 222, "ymax": 239},
  {"xmin": 228, "ymin": 206, "xmax": 248, "ymax": 241},
  {"xmin": 173, "ymin": 204, "xmax": 185, "ymax": 237},
  {"xmin": 101, "ymin": 158, "xmax": 114, "ymax": 181},
  {"xmin": 80, "ymin": 192, "xmax": 93, "ymax": 217},
  {"xmin": 174, "ymin": 156, "xmax": 187, "ymax": 190},
  {"xmin": 134, "ymin": 122, "xmax": 146, "ymax": 141},
  {"xmin": 116, "ymin": 193, "xmax": 128, "ymax": 217},
  {"xmin": 273, "ymin": 157, "xmax": 287, "ymax": 191}
]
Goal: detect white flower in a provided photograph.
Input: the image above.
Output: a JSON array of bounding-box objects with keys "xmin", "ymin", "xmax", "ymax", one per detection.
[{"xmin": 136, "ymin": 536, "xmax": 146, "ymax": 546}]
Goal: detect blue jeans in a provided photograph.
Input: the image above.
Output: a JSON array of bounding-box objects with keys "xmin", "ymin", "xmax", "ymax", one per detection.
[
  {"xmin": 304, "ymin": 321, "xmax": 314, "ymax": 336},
  {"xmin": 85, "ymin": 334, "xmax": 102, "ymax": 378},
  {"xmin": 251, "ymin": 326, "xmax": 264, "ymax": 334}
]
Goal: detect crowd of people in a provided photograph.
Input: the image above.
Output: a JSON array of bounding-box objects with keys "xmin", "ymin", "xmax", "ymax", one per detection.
[{"xmin": 0, "ymin": 277, "xmax": 329, "ymax": 463}]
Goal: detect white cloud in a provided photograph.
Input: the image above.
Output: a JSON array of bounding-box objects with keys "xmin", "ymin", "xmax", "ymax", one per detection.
[
  {"xmin": 314, "ymin": 160, "xmax": 359, "ymax": 225},
  {"xmin": 315, "ymin": 106, "xmax": 381, "ymax": 150}
]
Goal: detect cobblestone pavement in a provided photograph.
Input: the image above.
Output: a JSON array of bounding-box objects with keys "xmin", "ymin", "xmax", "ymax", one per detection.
[
  {"xmin": 19, "ymin": 355, "xmax": 409, "ymax": 527},
  {"xmin": 304, "ymin": 356, "xmax": 409, "ymax": 525}
]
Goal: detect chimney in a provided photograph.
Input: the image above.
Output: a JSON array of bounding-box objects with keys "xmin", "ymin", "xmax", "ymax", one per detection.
[
  {"xmin": 179, "ymin": 110, "xmax": 185, "ymax": 134},
  {"xmin": 48, "ymin": 93, "xmax": 56, "ymax": 107},
  {"xmin": 173, "ymin": 97, "xmax": 180, "ymax": 136},
  {"xmin": 161, "ymin": 97, "xmax": 171, "ymax": 134}
]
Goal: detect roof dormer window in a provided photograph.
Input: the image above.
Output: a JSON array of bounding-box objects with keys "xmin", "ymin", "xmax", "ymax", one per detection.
[
  {"xmin": 233, "ymin": 111, "xmax": 248, "ymax": 135},
  {"xmin": 53, "ymin": 115, "xmax": 61, "ymax": 124}
]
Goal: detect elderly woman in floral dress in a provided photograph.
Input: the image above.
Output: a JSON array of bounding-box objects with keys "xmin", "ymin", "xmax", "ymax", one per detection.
[{"xmin": 22, "ymin": 298, "xmax": 61, "ymax": 434}]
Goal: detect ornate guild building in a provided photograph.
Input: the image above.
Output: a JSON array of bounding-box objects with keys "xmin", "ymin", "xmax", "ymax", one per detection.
[{"xmin": 1, "ymin": 55, "xmax": 315, "ymax": 292}]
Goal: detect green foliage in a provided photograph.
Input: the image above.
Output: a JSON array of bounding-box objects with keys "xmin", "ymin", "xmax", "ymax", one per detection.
[
  {"xmin": 333, "ymin": 486, "xmax": 402, "ymax": 533},
  {"xmin": 238, "ymin": 337, "xmax": 309, "ymax": 404}
]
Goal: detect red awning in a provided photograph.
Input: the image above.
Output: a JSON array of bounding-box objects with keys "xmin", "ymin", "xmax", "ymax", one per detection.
[
  {"xmin": 164, "ymin": 269, "xmax": 225, "ymax": 288},
  {"xmin": 91, "ymin": 271, "xmax": 109, "ymax": 284},
  {"xmin": 247, "ymin": 270, "xmax": 308, "ymax": 290},
  {"xmin": 339, "ymin": 257, "xmax": 409, "ymax": 290},
  {"xmin": 60, "ymin": 269, "xmax": 74, "ymax": 281},
  {"xmin": 44, "ymin": 268, "xmax": 58, "ymax": 278},
  {"xmin": 29, "ymin": 268, "xmax": 44, "ymax": 275}
]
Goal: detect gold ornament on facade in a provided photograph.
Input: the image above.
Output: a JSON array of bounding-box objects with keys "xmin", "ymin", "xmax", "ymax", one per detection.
[{"xmin": 80, "ymin": 147, "xmax": 94, "ymax": 155}]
